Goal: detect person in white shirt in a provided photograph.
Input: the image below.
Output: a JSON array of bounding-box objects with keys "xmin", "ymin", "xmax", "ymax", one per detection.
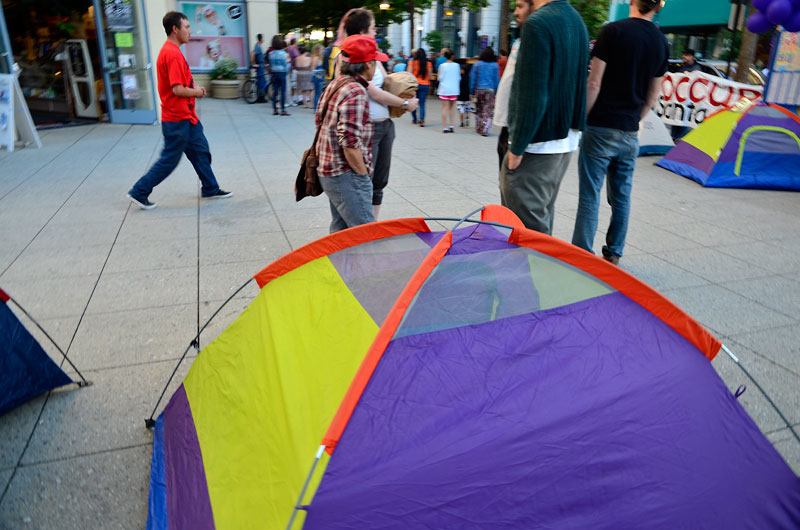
[
  {"xmin": 436, "ymin": 49, "xmax": 461, "ymax": 133},
  {"xmin": 493, "ymin": 0, "xmax": 535, "ymax": 167}
]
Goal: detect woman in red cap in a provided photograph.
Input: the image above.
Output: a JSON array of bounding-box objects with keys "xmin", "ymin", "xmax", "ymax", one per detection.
[{"xmin": 315, "ymin": 35, "xmax": 384, "ymax": 232}]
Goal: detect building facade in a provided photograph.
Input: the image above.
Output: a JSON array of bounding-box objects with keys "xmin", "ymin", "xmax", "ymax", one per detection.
[
  {"xmin": 0, "ymin": 0, "xmax": 278, "ymax": 125},
  {"xmin": 384, "ymin": 1, "xmax": 504, "ymax": 59}
]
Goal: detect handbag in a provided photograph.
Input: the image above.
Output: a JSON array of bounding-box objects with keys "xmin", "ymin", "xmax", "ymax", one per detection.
[{"xmin": 295, "ymin": 78, "xmax": 349, "ymax": 201}]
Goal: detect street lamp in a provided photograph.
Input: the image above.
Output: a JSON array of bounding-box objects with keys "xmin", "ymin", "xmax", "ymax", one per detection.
[
  {"xmin": 417, "ymin": 25, "xmax": 424, "ymax": 48},
  {"xmin": 379, "ymin": 3, "xmax": 390, "ymax": 9}
]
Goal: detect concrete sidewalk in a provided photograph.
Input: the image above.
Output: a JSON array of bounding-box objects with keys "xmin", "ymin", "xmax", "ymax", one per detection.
[{"xmin": 0, "ymin": 96, "xmax": 798, "ymax": 528}]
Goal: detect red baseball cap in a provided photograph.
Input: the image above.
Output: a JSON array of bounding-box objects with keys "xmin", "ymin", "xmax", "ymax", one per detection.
[{"xmin": 340, "ymin": 34, "xmax": 389, "ymax": 64}]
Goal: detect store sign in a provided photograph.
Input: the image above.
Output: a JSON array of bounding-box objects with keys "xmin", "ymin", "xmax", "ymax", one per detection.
[
  {"xmin": 0, "ymin": 74, "xmax": 41, "ymax": 152},
  {"xmin": 654, "ymin": 71, "xmax": 763, "ymax": 128},
  {"xmin": 104, "ymin": 0, "xmax": 134, "ymax": 28},
  {"xmin": 180, "ymin": 2, "xmax": 247, "ymax": 71}
]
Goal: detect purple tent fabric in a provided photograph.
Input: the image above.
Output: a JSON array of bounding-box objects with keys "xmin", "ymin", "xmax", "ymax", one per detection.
[{"xmin": 305, "ymin": 292, "xmax": 800, "ymax": 529}]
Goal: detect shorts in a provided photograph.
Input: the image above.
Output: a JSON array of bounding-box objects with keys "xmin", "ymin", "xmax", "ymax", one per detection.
[{"xmin": 439, "ymin": 95, "xmax": 457, "ymax": 101}]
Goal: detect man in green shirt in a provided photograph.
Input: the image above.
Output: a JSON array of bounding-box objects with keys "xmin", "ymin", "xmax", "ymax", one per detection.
[{"xmin": 499, "ymin": 0, "xmax": 588, "ymax": 234}]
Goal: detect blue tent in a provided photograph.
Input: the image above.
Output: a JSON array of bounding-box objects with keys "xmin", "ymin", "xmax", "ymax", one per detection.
[{"xmin": 0, "ymin": 288, "xmax": 74, "ymax": 415}]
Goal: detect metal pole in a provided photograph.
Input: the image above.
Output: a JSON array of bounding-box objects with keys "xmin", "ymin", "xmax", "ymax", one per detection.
[{"xmin": 286, "ymin": 445, "xmax": 326, "ymax": 530}]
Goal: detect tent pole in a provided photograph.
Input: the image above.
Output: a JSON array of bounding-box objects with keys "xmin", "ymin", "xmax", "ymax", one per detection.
[
  {"xmin": 8, "ymin": 298, "xmax": 90, "ymax": 387},
  {"xmin": 424, "ymin": 217, "xmax": 515, "ymax": 231},
  {"xmin": 721, "ymin": 343, "xmax": 800, "ymax": 445},
  {"xmin": 144, "ymin": 277, "xmax": 255, "ymax": 429},
  {"xmin": 286, "ymin": 444, "xmax": 326, "ymax": 530},
  {"xmin": 450, "ymin": 207, "xmax": 486, "ymax": 231}
]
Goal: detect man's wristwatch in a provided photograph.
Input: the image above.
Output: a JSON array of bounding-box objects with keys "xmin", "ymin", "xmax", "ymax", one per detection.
[{"xmin": 401, "ymin": 99, "xmax": 408, "ymax": 109}]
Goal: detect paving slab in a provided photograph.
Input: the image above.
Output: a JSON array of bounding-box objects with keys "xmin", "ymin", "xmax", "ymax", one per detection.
[
  {"xmin": 21, "ymin": 361, "xmax": 189, "ymax": 465},
  {"xmin": 0, "ymin": 396, "xmax": 47, "ymax": 470},
  {"xmin": 68, "ymin": 303, "xmax": 197, "ymax": 370},
  {"xmin": 727, "ymin": 325, "xmax": 800, "ymax": 375},
  {"xmin": 0, "ymin": 445, "xmax": 151, "ymax": 530},
  {"xmin": 662, "ymin": 284, "xmax": 795, "ymax": 337}
]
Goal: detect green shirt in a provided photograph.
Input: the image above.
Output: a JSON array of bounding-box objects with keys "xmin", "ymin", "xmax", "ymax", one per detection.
[{"xmin": 508, "ymin": 0, "xmax": 589, "ymax": 156}]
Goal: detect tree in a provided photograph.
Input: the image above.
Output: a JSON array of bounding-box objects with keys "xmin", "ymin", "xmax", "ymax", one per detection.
[
  {"xmin": 499, "ymin": 0, "xmax": 510, "ymax": 54},
  {"xmin": 733, "ymin": 1, "xmax": 758, "ymax": 84},
  {"xmin": 568, "ymin": 0, "xmax": 610, "ymax": 40}
]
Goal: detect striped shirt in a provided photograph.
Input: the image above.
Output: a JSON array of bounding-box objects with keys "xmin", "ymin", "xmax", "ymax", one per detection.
[{"xmin": 315, "ymin": 76, "xmax": 374, "ymax": 177}]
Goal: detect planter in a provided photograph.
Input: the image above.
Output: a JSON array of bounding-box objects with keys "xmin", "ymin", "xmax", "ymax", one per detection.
[{"xmin": 211, "ymin": 79, "xmax": 241, "ymax": 99}]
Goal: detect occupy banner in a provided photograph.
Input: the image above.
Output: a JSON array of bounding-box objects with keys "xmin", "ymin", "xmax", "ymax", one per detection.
[{"xmin": 654, "ymin": 71, "xmax": 763, "ymax": 128}]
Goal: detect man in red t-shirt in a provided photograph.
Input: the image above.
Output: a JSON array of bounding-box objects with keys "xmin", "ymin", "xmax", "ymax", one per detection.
[{"xmin": 128, "ymin": 11, "xmax": 231, "ymax": 210}]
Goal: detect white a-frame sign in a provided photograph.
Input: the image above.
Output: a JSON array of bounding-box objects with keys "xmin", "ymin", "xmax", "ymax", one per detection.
[{"xmin": 0, "ymin": 74, "xmax": 41, "ymax": 152}]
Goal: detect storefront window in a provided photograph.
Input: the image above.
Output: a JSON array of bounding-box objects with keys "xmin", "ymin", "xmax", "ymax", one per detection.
[{"xmin": 178, "ymin": 2, "xmax": 247, "ymax": 72}]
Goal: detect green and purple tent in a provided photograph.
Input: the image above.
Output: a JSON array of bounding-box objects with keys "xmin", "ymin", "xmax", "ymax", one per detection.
[
  {"xmin": 657, "ymin": 101, "xmax": 800, "ymax": 191},
  {"xmin": 147, "ymin": 205, "xmax": 800, "ymax": 529}
]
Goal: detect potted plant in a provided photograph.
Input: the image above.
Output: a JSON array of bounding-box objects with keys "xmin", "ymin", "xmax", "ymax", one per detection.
[{"xmin": 210, "ymin": 58, "xmax": 240, "ymax": 99}]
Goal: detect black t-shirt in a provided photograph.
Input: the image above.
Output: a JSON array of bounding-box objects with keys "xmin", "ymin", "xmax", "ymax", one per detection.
[{"xmin": 588, "ymin": 18, "xmax": 669, "ymax": 132}]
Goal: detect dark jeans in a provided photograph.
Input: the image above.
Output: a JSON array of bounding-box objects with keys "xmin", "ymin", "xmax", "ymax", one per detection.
[
  {"xmin": 572, "ymin": 126, "xmax": 639, "ymax": 258},
  {"xmin": 497, "ymin": 126, "xmax": 509, "ymax": 170},
  {"xmin": 130, "ymin": 120, "xmax": 220, "ymax": 199},
  {"xmin": 272, "ymin": 71, "xmax": 286, "ymax": 111},
  {"xmin": 499, "ymin": 150, "xmax": 573, "ymax": 235},
  {"xmin": 371, "ymin": 119, "xmax": 396, "ymax": 205},
  {"xmin": 411, "ymin": 84, "xmax": 430, "ymax": 123}
]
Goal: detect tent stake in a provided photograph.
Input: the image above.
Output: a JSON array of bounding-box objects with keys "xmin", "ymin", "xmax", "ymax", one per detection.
[
  {"xmin": 145, "ymin": 277, "xmax": 254, "ymax": 429},
  {"xmin": 286, "ymin": 445, "xmax": 326, "ymax": 530},
  {"xmin": 721, "ymin": 344, "xmax": 800, "ymax": 445}
]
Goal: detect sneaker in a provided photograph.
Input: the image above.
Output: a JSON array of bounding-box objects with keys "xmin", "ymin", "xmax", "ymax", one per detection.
[
  {"xmin": 280, "ymin": 110, "xmax": 291, "ymax": 116},
  {"xmin": 448, "ymin": 126, "xmax": 454, "ymax": 133},
  {"xmin": 273, "ymin": 110, "xmax": 279, "ymax": 115},
  {"xmin": 602, "ymin": 254, "xmax": 620, "ymax": 265},
  {"xmin": 202, "ymin": 189, "xmax": 233, "ymax": 199},
  {"xmin": 127, "ymin": 192, "xmax": 157, "ymax": 210},
  {"xmin": 419, "ymin": 120, "xmax": 425, "ymax": 127}
]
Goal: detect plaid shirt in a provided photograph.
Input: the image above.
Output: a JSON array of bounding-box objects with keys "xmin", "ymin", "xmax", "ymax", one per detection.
[{"xmin": 315, "ymin": 76, "xmax": 374, "ymax": 177}]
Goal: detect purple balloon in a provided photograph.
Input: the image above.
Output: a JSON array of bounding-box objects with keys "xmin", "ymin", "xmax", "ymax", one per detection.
[
  {"xmin": 767, "ymin": 0, "xmax": 793, "ymax": 24},
  {"xmin": 784, "ymin": 10, "xmax": 800, "ymax": 32},
  {"xmin": 747, "ymin": 11, "xmax": 774, "ymax": 33},
  {"xmin": 752, "ymin": 0, "xmax": 773, "ymax": 11}
]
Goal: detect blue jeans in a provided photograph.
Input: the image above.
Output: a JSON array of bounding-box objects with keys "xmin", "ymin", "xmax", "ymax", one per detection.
[
  {"xmin": 571, "ymin": 126, "xmax": 639, "ymax": 258},
  {"xmin": 271, "ymin": 71, "xmax": 286, "ymax": 111},
  {"xmin": 319, "ymin": 170, "xmax": 375, "ymax": 233},
  {"xmin": 130, "ymin": 120, "xmax": 220, "ymax": 199},
  {"xmin": 411, "ymin": 84, "xmax": 429, "ymax": 123},
  {"xmin": 312, "ymin": 70, "xmax": 324, "ymax": 110}
]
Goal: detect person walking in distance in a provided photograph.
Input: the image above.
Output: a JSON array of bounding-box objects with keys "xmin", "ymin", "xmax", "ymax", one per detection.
[
  {"xmin": 407, "ymin": 48, "xmax": 432, "ymax": 126},
  {"xmin": 469, "ymin": 47, "xmax": 500, "ymax": 137},
  {"xmin": 493, "ymin": 0, "xmax": 535, "ymax": 167},
  {"xmin": 268, "ymin": 35, "xmax": 290, "ymax": 116},
  {"xmin": 571, "ymin": 0, "xmax": 668, "ymax": 265},
  {"xmin": 250, "ymin": 33, "xmax": 266, "ymax": 102},
  {"xmin": 127, "ymin": 11, "xmax": 231, "ymax": 210},
  {"xmin": 500, "ymin": 0, "xmax": 588, "ymax": 234},
  {"xmin": 437, "ymin": 49, "xmax": 461, "ymax": 133}
]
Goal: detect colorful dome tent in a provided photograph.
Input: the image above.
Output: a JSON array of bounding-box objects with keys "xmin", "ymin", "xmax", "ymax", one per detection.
[
  {"xmin": 656, "ymin": 102, "xmax": 800, "ymax": 190},
  {"xmin": 0, "ymin": 288, "xmax": 88, "ymax": 416},
  {"xmin": 146, "ymin": 206, "xmax": 800, "ymax": 530}
]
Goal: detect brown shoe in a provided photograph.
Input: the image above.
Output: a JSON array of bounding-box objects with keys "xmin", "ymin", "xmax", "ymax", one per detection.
[
  {"xmin": 280, "ymin": 110, "xmax": 291, "ymax": 116},
  {"xmin": 602, "ymin": 254, "xmax": 620, "ymax": 266}
]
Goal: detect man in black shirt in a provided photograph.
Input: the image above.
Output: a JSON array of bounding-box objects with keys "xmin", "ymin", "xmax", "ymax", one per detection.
[{"xmin": 571, "ymin": 0, "xmax": 668, "ymax": 264}]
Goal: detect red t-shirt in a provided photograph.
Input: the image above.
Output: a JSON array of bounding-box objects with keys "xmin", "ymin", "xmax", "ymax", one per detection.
[{"xmin": 157, "ymin": 41, "xmax": 198, "ymax": 124}]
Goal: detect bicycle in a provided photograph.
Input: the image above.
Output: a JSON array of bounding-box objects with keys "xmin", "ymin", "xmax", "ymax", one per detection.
[{"xmin": 242, "ymin": 66, "xmax": 274, "ymax": 104}]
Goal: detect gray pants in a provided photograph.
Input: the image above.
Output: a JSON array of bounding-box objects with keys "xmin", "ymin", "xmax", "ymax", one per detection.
[
  {"xmin": 371, "ymin": 119, "xmax": 395, "ymax": 206},
  {"xmin": 499, "ymin": 151, "xmax": 573, "ymax": 235}
]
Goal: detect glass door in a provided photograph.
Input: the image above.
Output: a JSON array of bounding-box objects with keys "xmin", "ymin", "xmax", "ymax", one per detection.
[
  {"xmin": 0, "ymin": 6, "xmax": 12, "ymax": 74},
  {"xmin": 93, "ymin": 0, "xmax": 157, "ymax": 124}
]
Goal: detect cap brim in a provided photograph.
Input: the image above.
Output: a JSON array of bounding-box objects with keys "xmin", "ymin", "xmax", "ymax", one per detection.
[{"xmin": 375, "ymin": 52, "xmax": 389, "ymax": 62}]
